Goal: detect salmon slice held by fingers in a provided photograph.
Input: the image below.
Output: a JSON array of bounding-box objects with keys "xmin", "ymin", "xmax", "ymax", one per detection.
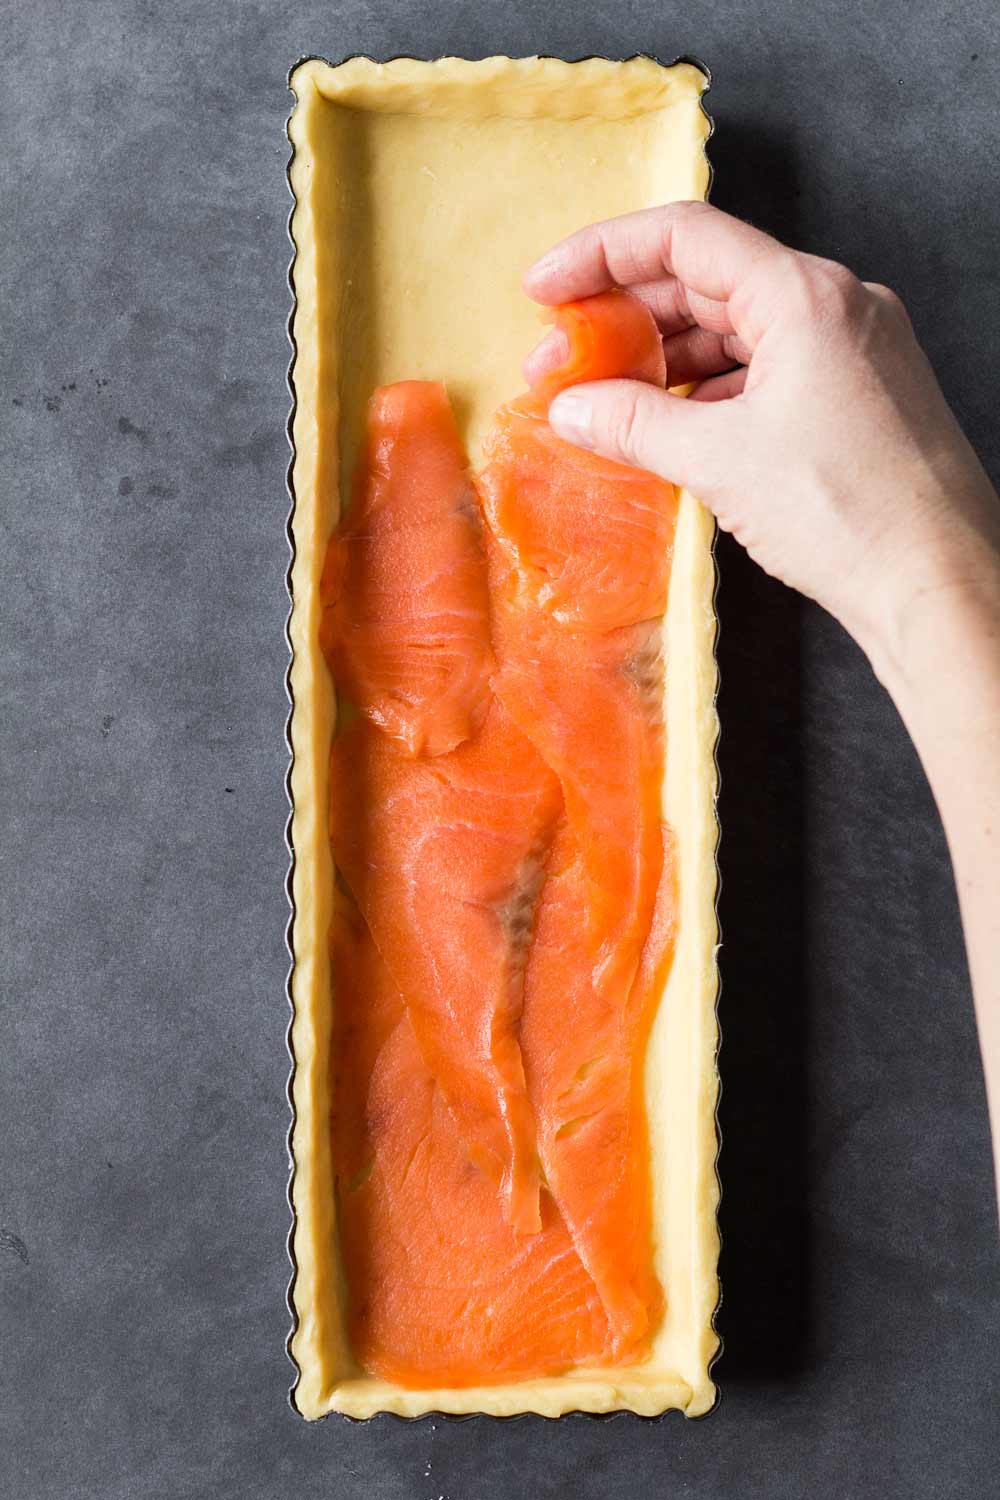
[
  {"xmin": 320, "ymin": 380, "xmax": 493, "ymax": 757},
  {"xmin": 329, "ymin": 702, "xmax": 561, "ymax": 1235},
  {"xmin": 331, "ymin": 900, "xmax": 613, "ymax": 1387},
  {"xmin": 478, "ymin": 288, "xmax": 678, "ymax": 1013},
  {"xmin": 484, "ymin": 292, "xmax": 672, "ymax": 633},
  {"xmin": 527, "ymin": 287, "xmax": 668, "ymax": 408},
  {"xmin": 474, "ymin": 289, "xmax": 680, "ymax": 1358}
]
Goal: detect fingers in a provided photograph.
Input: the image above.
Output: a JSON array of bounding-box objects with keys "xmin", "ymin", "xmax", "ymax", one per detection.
[
  {"xmin": 521, "ymin": 325, "xmax": 569, "ymax": 388},
  {"xmin": 661, "ymin": 325, "xmax": 750, "ymax": 385},
  {"xmin": 525, "ymin": 319, "xmax": 748, "ymax": 394},
  {"xmin": 863, "ymin": 281, "xmax": 913, "ymax": 327},
  {"xmin": 524, "ymin": 202, "xmax": 790, "ymax": 345},
  {"xmin": 547, "ymin": 379, "xmax": 734, "ymax": 496},
  {"xmin": 622, "ymin": 278, "xmax": 734, "ymax": 337},
  {"xmin": 863, "ymin": 281, "xmax": 904, "ymax": 309},
  {"xmin": 689, "ymin": 367, "xmax": 749, "ymax": 403}
]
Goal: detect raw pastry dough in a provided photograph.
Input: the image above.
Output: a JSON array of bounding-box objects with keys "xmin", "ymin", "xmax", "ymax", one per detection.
[{"xmin": 287, "ymin": 53, "xmax": 719, "ymax": 1420}]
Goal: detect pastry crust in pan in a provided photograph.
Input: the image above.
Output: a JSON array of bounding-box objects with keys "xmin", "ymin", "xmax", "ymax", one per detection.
[{"xmin": 286, "ymin": 53, "xmax": 720, "ymax": 1420}]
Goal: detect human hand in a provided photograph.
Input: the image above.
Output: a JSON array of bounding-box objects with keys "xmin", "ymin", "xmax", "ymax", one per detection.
[{"xmin": 522, "ymin": 202, "xmax": 1000, "ymax": 685}]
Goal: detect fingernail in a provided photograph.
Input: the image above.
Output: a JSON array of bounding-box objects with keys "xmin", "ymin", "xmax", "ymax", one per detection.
[
  {"xmin": 549, "ymin": 390, "xmax": 595, "ymax": 447},
  {"xmin": 523, "ymin": 327, "xmax": 569, "ymax": 385},
  {"xmin": 527, "ymin": 249, "xmax": 560, "ymax": 281}
]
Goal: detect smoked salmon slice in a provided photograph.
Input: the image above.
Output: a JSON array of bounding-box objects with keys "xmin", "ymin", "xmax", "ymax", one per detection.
[
  {"xmin": 478, "ymin": 289, "xmax": 676, "ymax": 1029},
  {"xmin": 477, "ymin": 290, "xmax": 678, "ymax": 1357},
  {"xmin": 526, "ymin": 287, "xmax": 668, "ymax": 408},
  {"xmin": 331, "ymin": 900, "xmax": 613, "ymax": 1386},
  {"xmin": 520, "ymin": 822, "xmax": 678, "ymax": 1359},
  {"xmin": 482, "ymin": 577, "xmax": 669, "ymax": 1021},
  {"xmin": 329, "ymin": 701, "xmax": 560, "ymax": 1236},
  {"xmin": 320, "ymin": 380, "xmax": 493, "ymax": 757}
]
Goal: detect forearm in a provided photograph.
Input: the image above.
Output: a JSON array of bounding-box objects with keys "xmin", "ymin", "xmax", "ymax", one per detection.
[{"xmin": 874, "ymin": 555, "xmax": 1000, "ymax": 1211}]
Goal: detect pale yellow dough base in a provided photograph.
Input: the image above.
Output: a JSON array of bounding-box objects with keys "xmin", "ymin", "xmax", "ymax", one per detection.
[{"xmin": 287, "ymin": 54, "xmax": 720, "ymax": 1420}]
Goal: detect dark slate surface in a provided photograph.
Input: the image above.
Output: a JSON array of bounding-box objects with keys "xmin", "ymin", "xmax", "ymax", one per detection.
[{"xmin": 2, "ymin": 3, "xmax": 998, "ymax": 1497}]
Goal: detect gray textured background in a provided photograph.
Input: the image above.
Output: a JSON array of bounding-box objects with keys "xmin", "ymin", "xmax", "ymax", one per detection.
[{"xmin": 3, "ymin": 2, "xmax": 999, "ymax": 1497}]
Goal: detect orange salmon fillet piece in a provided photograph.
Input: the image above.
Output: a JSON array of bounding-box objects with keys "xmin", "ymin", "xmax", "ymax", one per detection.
[
  {"xmin": 329, "ymin": 702, "xmax": 560, "ymax": 1236},
  {"xmin": 527, "ymin": 287, "xmax": 668, "ymax": 407},
  {"xmin": 320, "ymin": 381, "xmax": 493, "ymax": 757},
  {"xmin": 520, "ymin": 821, "xmax": 679, "ymax": 1359},
  {"xmin": 330, "ymin": 892, "xmax": 613, "ymax": 1387},
  {"xmin": 478, "ymin": 289, "xmax": 677, "ymax": 1041},
  {"xmin": 477, "ymin": 290, "xmax": 678, "ymax": 1356}
]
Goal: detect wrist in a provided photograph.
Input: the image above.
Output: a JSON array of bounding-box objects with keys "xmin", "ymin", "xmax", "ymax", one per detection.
[{"xmin": 867, "ymin": 534, "xmax": 1000, "ymax": 743}]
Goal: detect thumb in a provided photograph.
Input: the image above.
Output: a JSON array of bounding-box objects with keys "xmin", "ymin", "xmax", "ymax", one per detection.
[{"xmin": 548, "ymin": 378, "xmax": 731, "ymax": 497}]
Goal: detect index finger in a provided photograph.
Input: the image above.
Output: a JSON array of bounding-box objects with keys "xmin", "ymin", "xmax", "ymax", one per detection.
[{"xmin": 523, "ymin": 201, "xmax": 789, "ymax": 343}]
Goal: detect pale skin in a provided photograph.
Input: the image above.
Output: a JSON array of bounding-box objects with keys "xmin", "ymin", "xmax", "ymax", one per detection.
[{"xmin": 523, "ymin": 201, "xmax": 1000, "ymax": 1216}]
